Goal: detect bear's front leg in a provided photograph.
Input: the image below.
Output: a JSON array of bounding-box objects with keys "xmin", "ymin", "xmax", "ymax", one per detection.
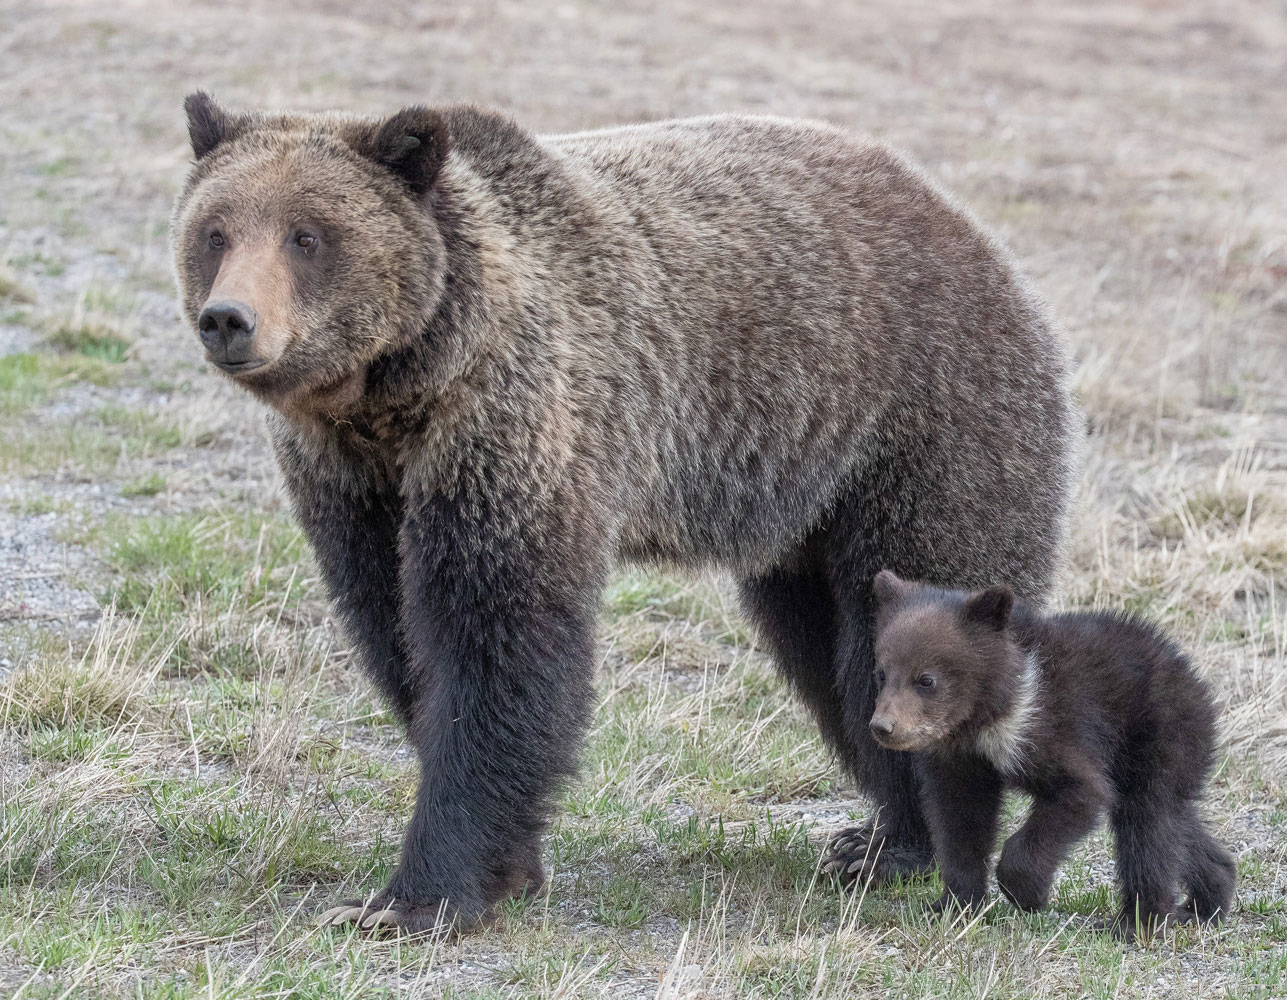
[
  {"xmin": 330, "ymin": 471, "xmax": 605, "ymax": 935},
  {"xmin": 271, "ymin": 420, "xmax": 419, "ymax": 723},
  {"xmin": 917, "ymin": 755, "xmax": 1004, "ymax": 914}
]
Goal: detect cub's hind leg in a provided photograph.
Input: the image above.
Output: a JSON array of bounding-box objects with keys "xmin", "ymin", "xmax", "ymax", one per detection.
[
  {"xmin": 1108, "ymin": 795, "xmax": 1189, "ymax": 939},
  {"xmin": 1175, "ymin": 802, "xmax": 1235, "ymax": 924}
]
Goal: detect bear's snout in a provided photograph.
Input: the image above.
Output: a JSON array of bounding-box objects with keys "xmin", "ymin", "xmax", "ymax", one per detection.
[{"xmin": 198, "ymin": 299, "xmax": 262, "ymax": 371}]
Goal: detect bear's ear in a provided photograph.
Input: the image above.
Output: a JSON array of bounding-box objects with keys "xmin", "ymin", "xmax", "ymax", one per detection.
[
  {"xmin": 963, "ymin": 585, "xmax": 1014, "ymax": 631},
  {"xmin": 184, "ymin": 91, "xmax": 242, "ymax": 160},
  {"xmin": 873, "ymin": 569, "xmax": 913, "ymax": 607},
  {"xmin": 359, "ymin": 107, "xmax": 450, "ymax": 198}
]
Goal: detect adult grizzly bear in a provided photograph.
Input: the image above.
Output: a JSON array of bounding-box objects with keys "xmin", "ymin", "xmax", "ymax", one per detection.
[{"xmin": 172, "ymin": 92, "xmax": 1079, "ymax": 934}]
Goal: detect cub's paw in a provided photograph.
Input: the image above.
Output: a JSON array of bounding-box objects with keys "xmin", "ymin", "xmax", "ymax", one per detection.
[
  {"xmin": 318, "ymin": 896, "xmax": 469, "ymax": 938},
  {"xmin": 821, "ymin": 824, "xmax": 934, "ymax": 885},
  {"xmin": 995, "ymin": 856, "xmax": 1051, "ymax": 913}
]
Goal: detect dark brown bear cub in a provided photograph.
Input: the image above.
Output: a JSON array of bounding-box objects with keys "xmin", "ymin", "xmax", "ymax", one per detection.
[{"xmin": 869, "ymin": 570, "xmax": 1235, "ymax": 938}]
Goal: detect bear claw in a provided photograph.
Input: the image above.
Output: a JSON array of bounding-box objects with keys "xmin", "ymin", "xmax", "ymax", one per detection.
[
  {"xmin": 359, "ymin": 908, "xmax": 401, "ymax": 930},
  {"xmin": 821, "ymin": 823, "xmax": 935, "ymax": 886},
  {"xmin": 319, "ymin": 897, "xmax": 463, "ymax": 937},
  {"xmin": 319, "ymin": 903, "xmax": 377, "ymax": 928}
]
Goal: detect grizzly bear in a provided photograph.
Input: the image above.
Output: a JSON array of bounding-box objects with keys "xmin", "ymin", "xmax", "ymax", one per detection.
[
  {"xmin": 867, "ymin": 571, "xmax": 1235, "ymax": 938},
  {"xmin": 171, "ymin": 92, "xmax": 1079, "ymax": 934}
]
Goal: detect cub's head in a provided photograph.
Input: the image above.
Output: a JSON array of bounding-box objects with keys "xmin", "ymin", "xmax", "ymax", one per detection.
[
  {"xmin": 867, "ymin": 571, "xmax": 1023, "ymax": 753},
  {"xmin": 171, "ymin": 92, "xmax": 451, "ymax": 409}
]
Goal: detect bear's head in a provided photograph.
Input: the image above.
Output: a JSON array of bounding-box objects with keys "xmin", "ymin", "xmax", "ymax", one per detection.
[
  {"xmin": 171, "ymin": 92, "xmax": 451, "ymax": 412},
  {"xmin": 867, "ymin": 570, "xmax": 1026, "ymax": 753}
]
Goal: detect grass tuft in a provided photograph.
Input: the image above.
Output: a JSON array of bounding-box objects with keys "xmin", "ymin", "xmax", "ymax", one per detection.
[
  {"xmin": 44, "ymin": 317, "xmax": 133, "ymax": 362},
  {"xmin": 1, "ymin": 608, "xmax": 173, "ymax": 731}
]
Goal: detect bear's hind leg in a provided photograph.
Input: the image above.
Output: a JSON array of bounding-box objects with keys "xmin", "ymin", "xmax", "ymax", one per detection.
[
  {"xmin": 738, "ymin": 531, "xmax": 933, "ymax": 885},
  {"xmin": 1110, "ymin": 796, "xmax": 1188, "ymax": 939},
  {"xmin": 1176, "ymin": 803, "xmax": 1235, "ymax": 924},
  {"xmin": 738, "ymin": 556, "xmax": 929, "ymax": 883},
  {"xmin": 817, "ymin": 410, "xmax": 1067, "ymax": 885}
]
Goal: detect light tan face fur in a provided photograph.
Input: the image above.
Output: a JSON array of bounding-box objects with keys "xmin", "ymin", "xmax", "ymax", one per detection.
[
  {"xmin": 171, "ymin": 105, "xmax": 446, "ymax": 415},
  {"xmin": 203, "ymin": 239, "xmax": 294, "ymax": 367},
  {"xmin": 869, "ymin": 606, "xmax": 979, "ymax": 752}
]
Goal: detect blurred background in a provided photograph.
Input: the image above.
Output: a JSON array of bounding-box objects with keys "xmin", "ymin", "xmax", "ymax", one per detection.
[{"xmin": 1, "ymin": 2, "xmax": 1284, "ymax": 997}]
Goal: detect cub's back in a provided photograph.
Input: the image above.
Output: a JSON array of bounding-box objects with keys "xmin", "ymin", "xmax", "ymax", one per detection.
[{"xmin": 1037, "ymin": 611, "xmax": 1219, "ymax": 794}]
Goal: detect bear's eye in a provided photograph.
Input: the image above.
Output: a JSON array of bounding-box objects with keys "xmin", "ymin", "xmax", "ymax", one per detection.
[
  {"xmin": 916, "ymin": 674, "xmax": 936, "ymax": 690},
  {"xmin": 294, "ymin": 232, "xmax": 318, "ymax": 249},
  {"xmin": 873, "ymin": 668, "xmax": 886, "ymax": 687},
  {"xmin": 208, "ymin": 231, "xmax": 225, "ymax": 249}
]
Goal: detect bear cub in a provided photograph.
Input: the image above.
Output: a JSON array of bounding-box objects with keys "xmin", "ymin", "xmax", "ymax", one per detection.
[{"xmin": 868, "ymin": 570, "xmax": 1235, "ymax": 938}]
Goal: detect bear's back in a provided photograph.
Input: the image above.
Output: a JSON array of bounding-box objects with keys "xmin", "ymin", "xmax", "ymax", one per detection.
[{"xmin": 431, "ymin": 109, "xmax": 1075, "ymax": 575}]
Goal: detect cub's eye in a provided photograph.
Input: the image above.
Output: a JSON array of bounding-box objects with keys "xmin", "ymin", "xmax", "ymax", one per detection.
[
  {"xmin": 873, "ymin": 668, "xmax": 886, "ymax": 686},
  {"xmin": 208, "ymin": 232, "xmax": 225, "ymax": 249},
  {"xmin": 916, "ymin": 674, "xmax": 936, "ymax": 690},
  {"xmin": 294, "ymin": 232, "xmax": 317, "ymax": 249}
]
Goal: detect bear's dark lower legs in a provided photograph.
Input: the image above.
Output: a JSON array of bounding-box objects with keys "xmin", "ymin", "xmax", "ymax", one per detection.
[
  {"xmin": 1176, "ymin": 803, "xmax": 1235, "ymax": 923},
  {"xmin": 822, "ymin": 585, "xmax": 933, "ymax": 883},
  {"xmin": 738, "ymin": 553, "xmax": 932, "ymax": 885},
  {"xmin": 1109, "ymin": 796, "xmax": 1191, "ymax": 939},
  {"xmin": 366, "ymin": 532, "xmax": 598, "ymax": 933},
  {"xmin": 737, "ymin": 558, "xmax": 846, "ymax": 755},
  {"xmin": 997, "ymin": 783, "xmax": 1103, "ymax": 914},
  {"xmin": 272, "ymin": 426, "xmax": 420, "ymax": 724},
  {"xmin": 313, "ymin": 472, "xmax": 602, "ymax": 935},
  {"xmin": 918, "ymin": 756, "xmax": 1004, "ymax": 912}
]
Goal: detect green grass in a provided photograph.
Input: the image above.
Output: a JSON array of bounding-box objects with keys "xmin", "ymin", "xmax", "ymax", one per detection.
[
  {"xmin": 0, "ymin": 350, "xmax": 120, "ymax": 416},
  {"xmin": 2, "ymin": 470, "xmax": 1281, "ymax": 997},
  {"xmin": 0, "ymin": 408, "xmax": 180, "ymax": 475},
  {"xmin": 44, "ymin": 316, "xmax": 133, "ymax": 361},
  {"xmin": 1153, "ymin": 486, "xmax": 1276, "ymax": 544},
  {"xmin": 1, "ymin": 507, "xmax": 1283, "ymax": 997},
  {"xmin": 91, "ymin": 510, "xmax": 308, "ymax": 617},
  {"xmin": 5, "ymin": 491, "xmax": 60, "ymax": 515},
  {"xmin": 10, "ymin": 250, "xmax": 67, "ymax": 277},
  {"xmin": 121, "ymin": 471, "xmax": 167, "ymax": 497}
]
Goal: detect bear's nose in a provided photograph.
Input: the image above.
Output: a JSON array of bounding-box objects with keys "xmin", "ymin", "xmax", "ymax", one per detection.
[
  {"xmin": 197, "ymin": 299, "xmax": 258, "ymax": 365},
  {"xmin": 869, "ymin": 716, "xmax": 894, "ymax": 738}
]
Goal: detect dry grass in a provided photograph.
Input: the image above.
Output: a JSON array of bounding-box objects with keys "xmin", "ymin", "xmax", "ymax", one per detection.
[{"xmin": 1, "ymin": 0, "xmax": 1285, "ymax": 997}]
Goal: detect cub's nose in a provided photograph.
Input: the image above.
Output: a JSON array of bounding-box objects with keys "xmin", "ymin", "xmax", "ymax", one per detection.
[
  {"xmin": 869, "ymin": 716, "xmax": 895, "ymax": 738},
  {"xmin": 197, "ymin": 299, "xmax": 258, "ymax": 364}
]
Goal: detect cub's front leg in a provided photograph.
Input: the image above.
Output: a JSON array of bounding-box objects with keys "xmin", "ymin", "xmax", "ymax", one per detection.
[
  {"xmin": 918, "ymin": 755, "xmax": 1005, "ymax": 914},
  {"xmin": 996, "ymin": 779, "xmax": 1104, "ymax": 913}
]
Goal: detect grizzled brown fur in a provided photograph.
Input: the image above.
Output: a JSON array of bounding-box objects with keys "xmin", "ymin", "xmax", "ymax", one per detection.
[
  {"xmin": 870, "ymin": 571, "xmax": 1235, "ymax": 938},
  {"xmin": 172, "ymin": 92, "xmax": 1080, "ymax": 934}
]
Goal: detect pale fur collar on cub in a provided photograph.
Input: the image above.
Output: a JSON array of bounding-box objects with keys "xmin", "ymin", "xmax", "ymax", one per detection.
[{"xmin": 975, "ymin": 651, "xmax": 1040, "ymax": 775}]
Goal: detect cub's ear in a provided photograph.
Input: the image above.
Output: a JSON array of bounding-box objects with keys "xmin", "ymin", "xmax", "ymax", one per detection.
[
  {"xmin": 964, "ymin": 585, "xmax": 1014, "ymax": 631},
  {"xmin": 873, "ymin": 569, "xmax": 913, "ymax": 607},
  {"xmin": 358, "ymin": 107, "xmax": 450, "ymax": 197},
  {"xmin": 184, "ymin": 91, "xmax": 242, "ymax": 160}
]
